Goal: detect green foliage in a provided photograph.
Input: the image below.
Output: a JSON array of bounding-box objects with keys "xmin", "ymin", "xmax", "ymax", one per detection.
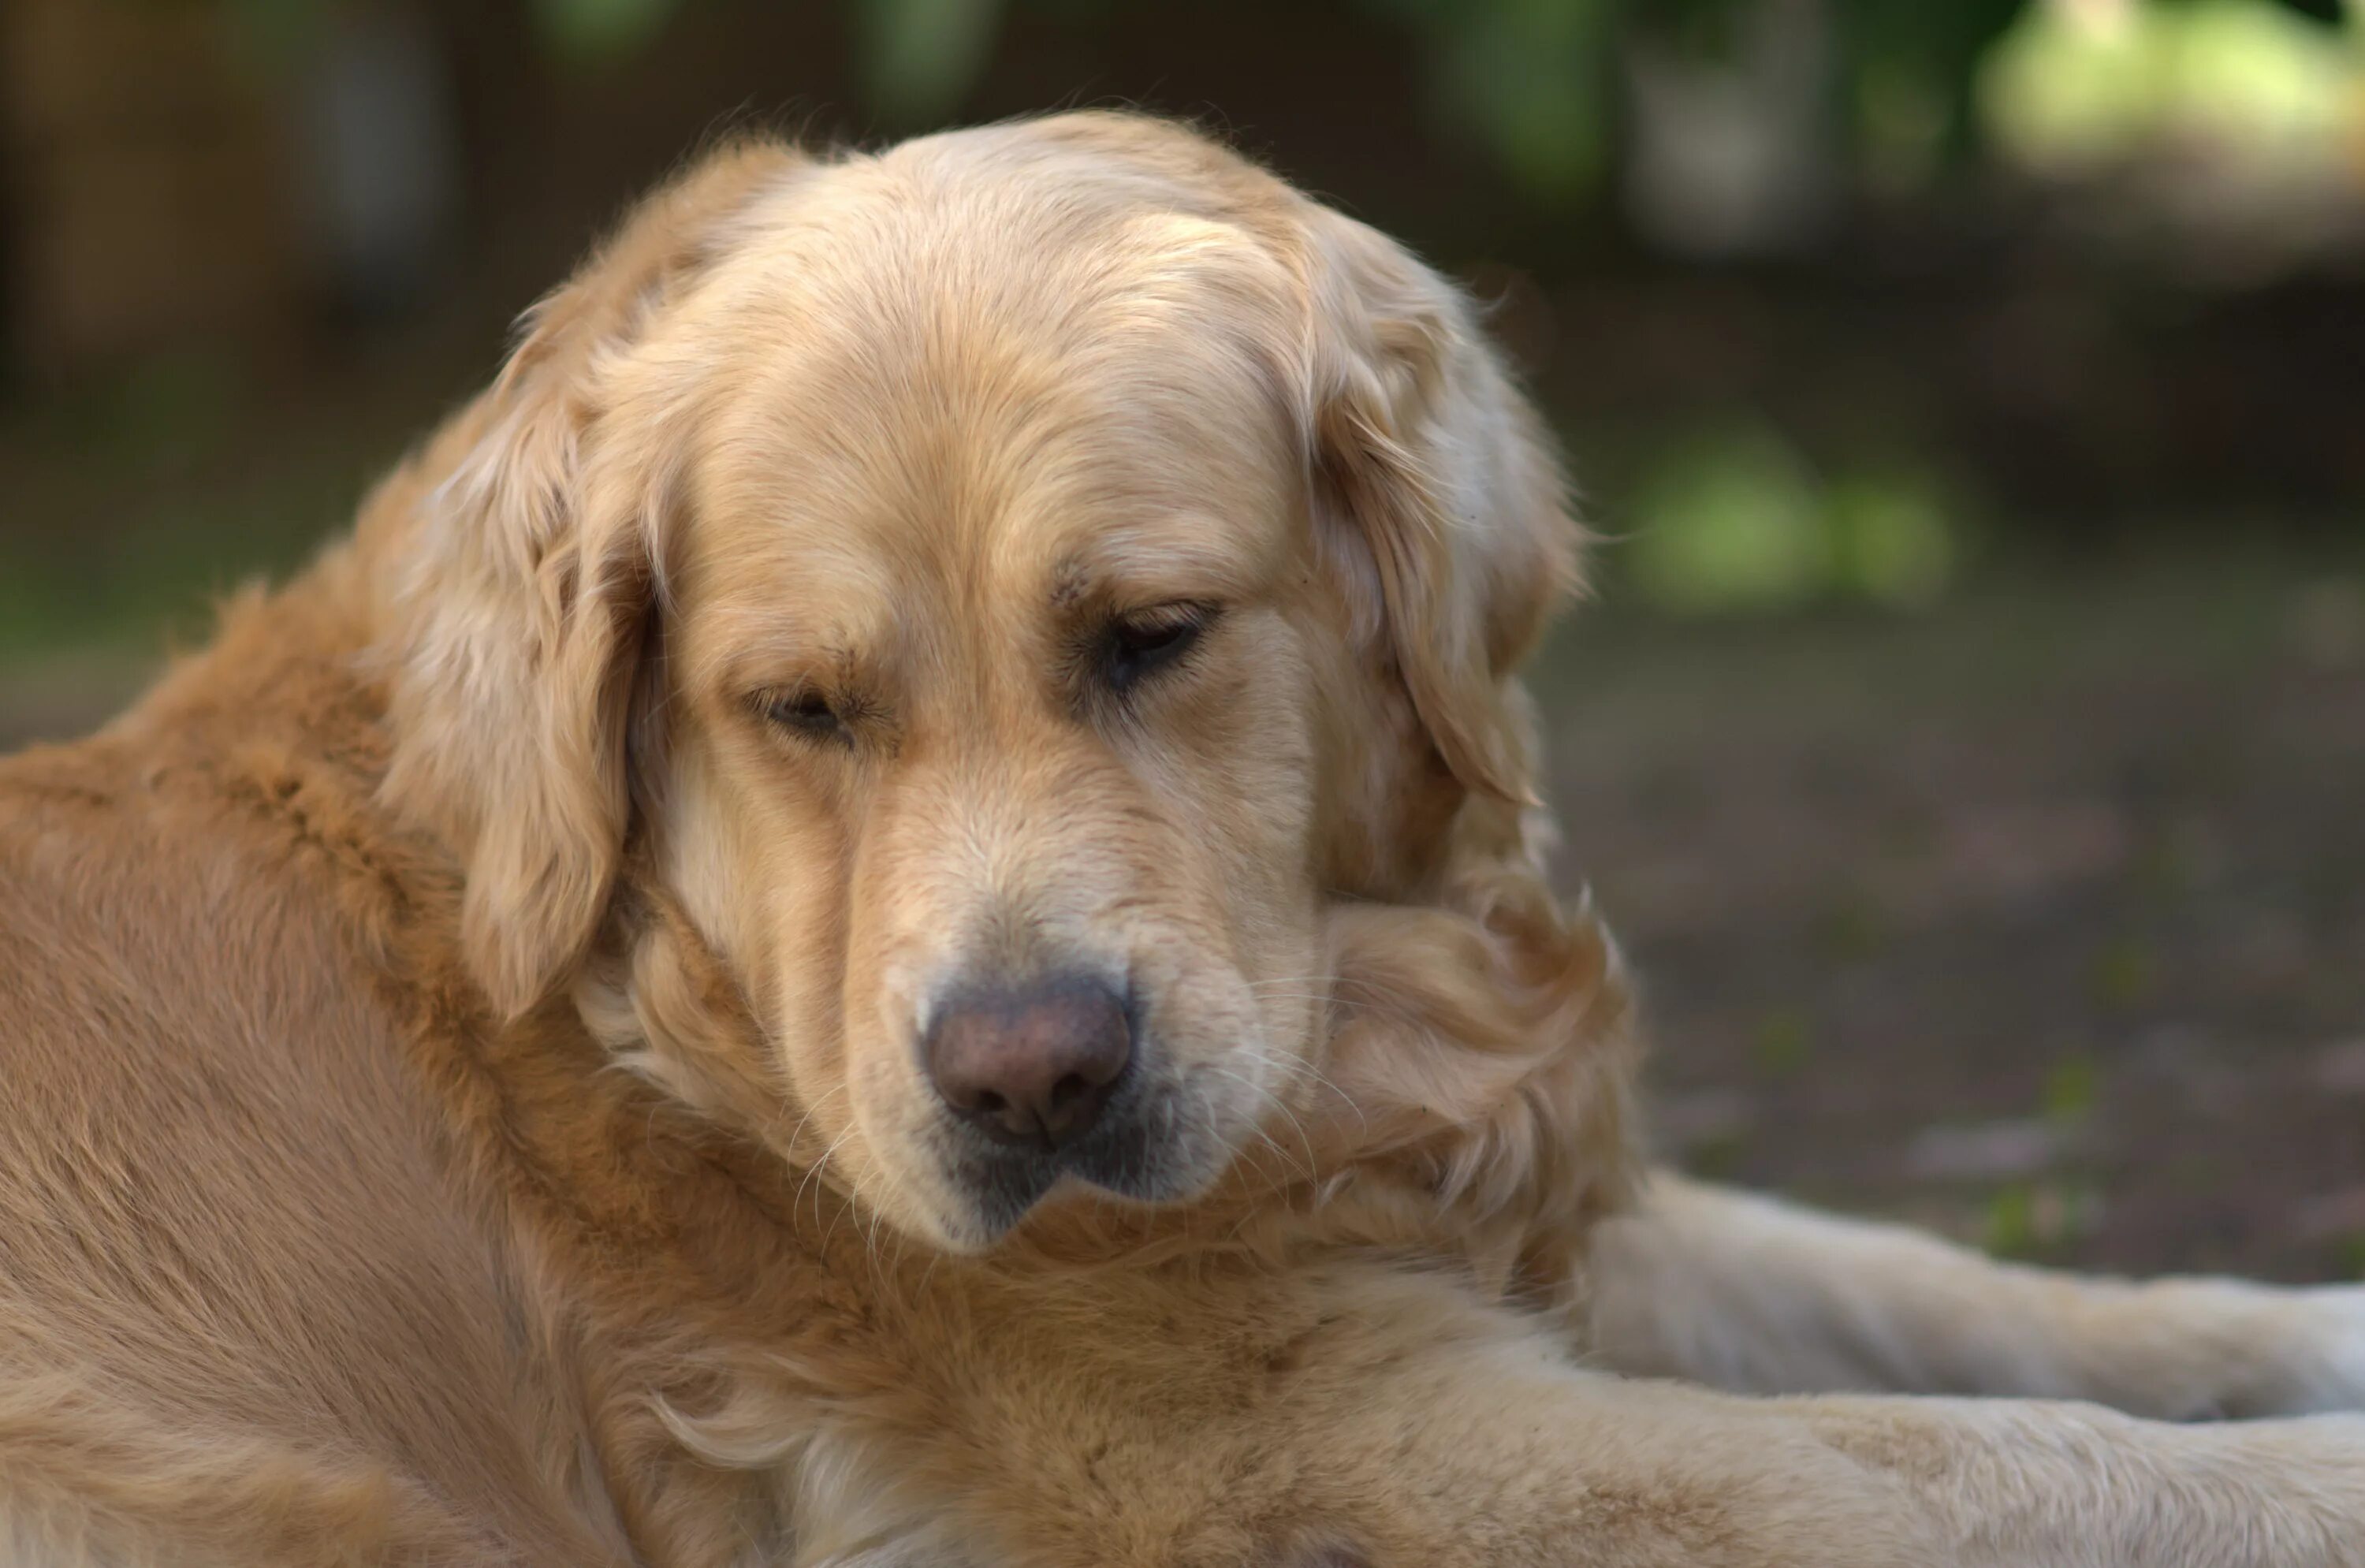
[
  {"xmin": 1384, "ymin": 0, "xmax": 2043, "ymax": 200},
  {"xmin": 857, "ymin": 0, "xmax": 1007, "ymax": 125},
  {"xmin": 1983, "ymin": 1178, "xmax": 2102, "ymax": 1260},
  {"xmin": 1627, "ymin": 423, "xmax": 1833, "ymax": 616},
  {"xmin": 1382, "ymin": 0, "xmax": 1618, "ymax": 203},
  {"xmin": 1836, "ymin": 0, "xmax": 2035, "ymax": 170},
  {"xmin": 210, "ymin": 0, "xmax": 2361, "ymax": 199},
  {"xmin": 2089, "ymin": 937, "xmax": 2157, "ymax": 1009},
  {"xmin": 1983, "ymin": 1180, "xmax": 2040, "ymax": 1257},
  {"xmin": 216, "ymin": 0, "xmax": 326, "ymax": 70},
  {"xmin": 1827, "ymin": 470, "xmax": 1957, "ymax": 610},
  {"xmin": 1625, "ymin": 420, "xmax": 1963, "ymax": 618},
  {"xmin": 531, "ymin": 0, "xmax": 687, "ymax": 64},
  {"xmin": 2342, "ymin": 1233, "xmax": 2365, "ymax": 1279},
  {"xmin": 1752, "ymin": 1008, "xmax": 1815, "ymax": 1077},
  {"xmin": 1980, "ymin": 0, "xmax": 2360, "ymax": 173},
  {"xmin": 2039, "ymin": 1053, "xmax": 2102, "ymax": 1129}
]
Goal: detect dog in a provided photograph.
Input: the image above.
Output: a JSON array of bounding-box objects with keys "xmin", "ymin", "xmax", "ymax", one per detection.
[{"xmin": 5, "ymin": 111, "xmax": 2365, "ymax": 1567}]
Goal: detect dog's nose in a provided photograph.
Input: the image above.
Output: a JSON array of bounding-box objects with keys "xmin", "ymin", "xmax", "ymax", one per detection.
[{"xmin": 923, "ymin": 977, "xmax": 1132, "ymax": 1148}]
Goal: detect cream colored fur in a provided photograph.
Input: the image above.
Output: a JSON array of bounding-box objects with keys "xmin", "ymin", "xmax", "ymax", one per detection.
[{"xmin": 2, "ymin": 112, "xmax": 2363, "ymax": 1567}]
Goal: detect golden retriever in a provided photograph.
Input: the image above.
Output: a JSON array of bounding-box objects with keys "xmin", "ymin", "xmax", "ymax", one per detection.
[{"xmin": 6, "ymin": 111, "xmax": 2365, "ymax": 1568}]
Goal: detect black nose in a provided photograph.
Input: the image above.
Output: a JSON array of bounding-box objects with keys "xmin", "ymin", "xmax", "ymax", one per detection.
[{"xmin": 923, "ymin": 976, "xmax": 1133, "ymax": 1149}]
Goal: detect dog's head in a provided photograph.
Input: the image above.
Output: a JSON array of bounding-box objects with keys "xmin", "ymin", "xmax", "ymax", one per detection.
[{"xmin": 385, "ymin": 114, "xmax": 1616, "ymax": 1253}]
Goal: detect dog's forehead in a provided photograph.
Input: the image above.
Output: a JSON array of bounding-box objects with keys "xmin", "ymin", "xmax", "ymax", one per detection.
[
  {"xmin": 676, "ymin": 183, "xmax": 1305, "ymax": 637},
  {"xmin": 683, "ymin": 430, "xmax": 1287, "ymax": 656}
]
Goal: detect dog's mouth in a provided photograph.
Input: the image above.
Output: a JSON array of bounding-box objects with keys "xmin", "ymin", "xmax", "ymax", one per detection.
[{"xmin": 933, "ymin": 1068, "xmax": 1242, "ymax": 1241}]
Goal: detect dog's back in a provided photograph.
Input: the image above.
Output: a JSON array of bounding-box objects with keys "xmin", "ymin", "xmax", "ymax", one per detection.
[{"xmin": 0, "ymin": 581, "xmax": 626, "ymax": 1565}]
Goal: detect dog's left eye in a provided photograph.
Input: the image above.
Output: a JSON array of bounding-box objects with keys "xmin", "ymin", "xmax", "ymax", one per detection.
[
  {"xmin": 1104, "ymin": 605, "xmax": 1212, "ymax": 692},
  {"xmin": 766, "ymin": 689, "xmax": 848, "ymax": 743}
]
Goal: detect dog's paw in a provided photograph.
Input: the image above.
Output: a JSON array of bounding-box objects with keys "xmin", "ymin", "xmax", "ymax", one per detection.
[
  {"xmin": 2216, "ymin": 1285, "xmax": 2365, "ymax": 1418},
  {"xmin": 2287, "ymin": 1285, "xmax": 2365, "ymax": 1413}
]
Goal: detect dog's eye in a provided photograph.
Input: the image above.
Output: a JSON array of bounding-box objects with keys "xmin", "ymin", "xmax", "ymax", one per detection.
[
  {"xmin": 1104, "ymin": 605, "xmax": 1212, "ymax": 692},
  {"xmin": 767, "ymin": 690, "xmax": 847, "ymax": 743}
]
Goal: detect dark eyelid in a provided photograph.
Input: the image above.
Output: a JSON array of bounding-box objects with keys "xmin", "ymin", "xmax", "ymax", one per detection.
[
  {"xmin": 1100, "ymin": 600, "xmax": 1217, "ymax": 695},
  {"xmin": 758, "ymin": 685, "xmax": 858, "ymax": 745}
]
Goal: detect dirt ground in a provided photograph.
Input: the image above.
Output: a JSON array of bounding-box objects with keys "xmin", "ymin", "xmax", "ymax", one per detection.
[
  {"xmin": 1536, "ymin": 556, "xmax": 2365, "ymax": 1283},
  {"xmin": 5, "ymin": 545, "xmax": 2362, "ymax": 1285}
]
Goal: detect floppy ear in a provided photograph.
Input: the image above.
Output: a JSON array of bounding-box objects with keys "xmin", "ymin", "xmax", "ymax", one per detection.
[
  {"xmin": 387, "ymin": 140, "xmax": 806, "ymax": 1019},
  {"xmin": 1312, "ymin": 870, "xmax": 1640, "ymax": 1292},
  {"xmin": 1298, "ymin": 207, "xmax": 1583, "ymax": 804}
]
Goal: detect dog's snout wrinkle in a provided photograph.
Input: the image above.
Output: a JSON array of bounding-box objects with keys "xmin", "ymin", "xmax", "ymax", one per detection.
[{"xmin": 924, "ymin": 975, "xmax": 1133, "ymax": 1149}]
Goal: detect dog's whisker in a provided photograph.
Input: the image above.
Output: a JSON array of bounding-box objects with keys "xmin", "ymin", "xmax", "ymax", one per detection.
[
  {"xmin": 1286, "ymin": 1063, "xmax": 1370, "ymax": 1130},
  {"xmin": 1197, "ymin": 1062, "xmax": 1320, "ymax": 1182},
  {"xmin": 799, "ymin": 1127, "xmax": 859, "ymax": 1233},
  {"xmin": 778, "ymin": 1081, "xmax": 850, "ymax": 1162}
]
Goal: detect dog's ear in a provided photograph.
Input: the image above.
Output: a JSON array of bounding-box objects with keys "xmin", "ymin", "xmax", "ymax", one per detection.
[
  {"xmin": 1297, "ymin": 206, "xmax": 1581, "ymax": 805},
  {"xmin": 389, "ymin": 140, "xmax": 805, "ymax": 1019}
]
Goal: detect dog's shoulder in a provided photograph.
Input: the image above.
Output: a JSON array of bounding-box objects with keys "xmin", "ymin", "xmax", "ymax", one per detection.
[{"xmin": 0, "ymin": 574, "xmax": 847, "ymax": 1561}]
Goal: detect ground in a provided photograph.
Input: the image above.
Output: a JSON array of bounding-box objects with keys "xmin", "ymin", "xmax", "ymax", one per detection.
[
  {"xmin": 1536, "ymin": 559, "xmax": 2365, "ymax": 1281},
  {"xmin": 5, "ymin": 378, "xmax": 2362, "ymax": 1282}
]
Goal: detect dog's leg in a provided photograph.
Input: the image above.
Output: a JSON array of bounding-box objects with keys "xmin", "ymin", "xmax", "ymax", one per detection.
[
  {"xmin": 790, "ymin": 1263, "xmax": 2365, "ymax": 1568},
  {"xmin": 1580, "ymin": 1171, "xmax": 2365, "ymax": 1417},
  {"xmin": 970, "ymin": 1268, "xmax": 2365, "ymax": 1561},
  {"xmin": 1393, "ymin": 1369, "xmax": 2365, "ymax": 1568},
  {"xmin": 1418, "ymin": 1374, "xmax": 2365, "ymax": 1568}
]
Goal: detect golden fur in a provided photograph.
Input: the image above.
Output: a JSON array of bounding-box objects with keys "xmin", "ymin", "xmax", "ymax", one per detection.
[{"xmin": 7, "ymin": 113, "xmax": 2365, "ymax": 1567}]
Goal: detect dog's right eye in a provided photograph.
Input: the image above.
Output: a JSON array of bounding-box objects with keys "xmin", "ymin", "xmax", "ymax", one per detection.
[
  {"xmin": 1102, "ymin": 603, "xmax": 1213, "ymax": 695},
  {"xmin": 766, "ymin": 690, "xmax": 847, "ymax": 743}
]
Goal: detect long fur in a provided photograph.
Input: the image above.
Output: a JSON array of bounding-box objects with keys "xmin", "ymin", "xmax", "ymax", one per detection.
[{"xmin": 6, "ymin": 112, "xmax": 2365, "ymax": 1568}]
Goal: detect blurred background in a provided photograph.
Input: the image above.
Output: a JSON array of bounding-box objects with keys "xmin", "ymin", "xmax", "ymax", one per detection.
[{"xmin": 3, "ymin": 0, "xmax": 2362, "ymax": 1277}]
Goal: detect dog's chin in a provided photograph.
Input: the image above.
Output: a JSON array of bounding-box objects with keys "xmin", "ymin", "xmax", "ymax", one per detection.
[{"xmin": 909, "ymin": 1089, "xmax": 1246, "ymax": 1252}]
